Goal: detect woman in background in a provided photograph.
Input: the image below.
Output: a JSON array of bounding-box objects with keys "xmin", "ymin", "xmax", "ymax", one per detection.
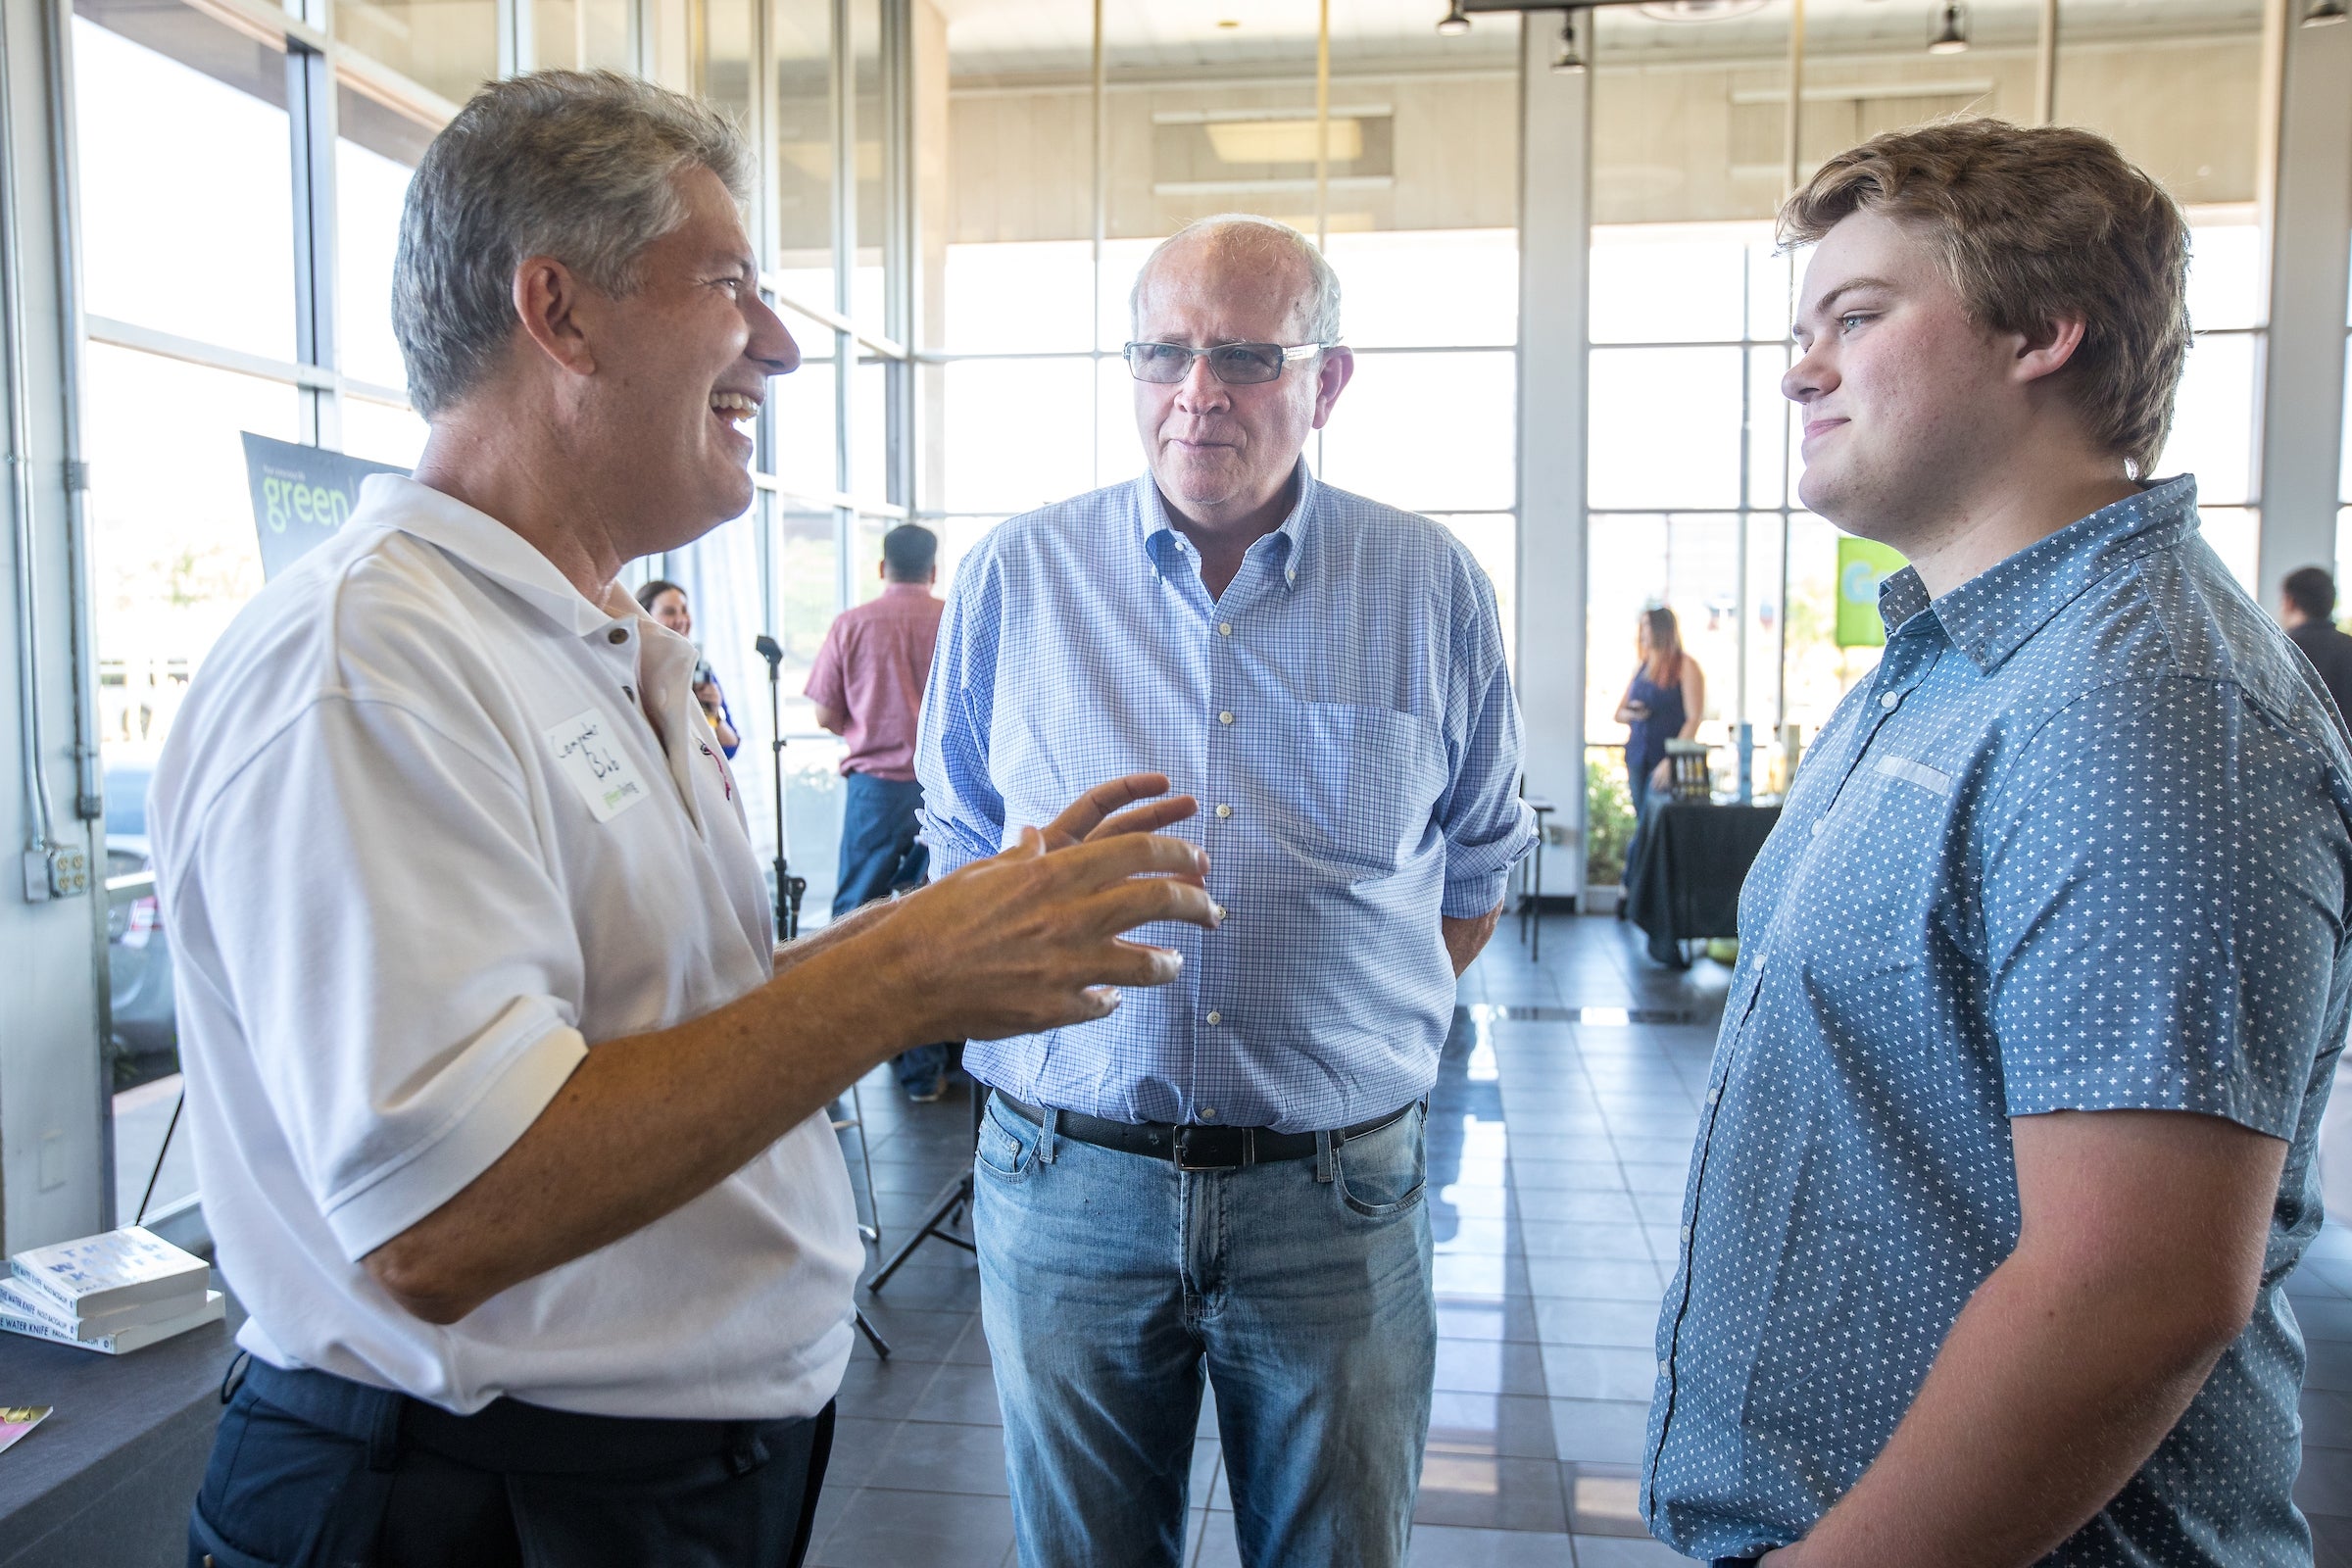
[
  {"xmin": 637, "ymin": 579, "xmax": 742, "ymax": 760},
  {"xmin": 1615, "ymin": 605, "xmax": 1705, "ymax": 906}
]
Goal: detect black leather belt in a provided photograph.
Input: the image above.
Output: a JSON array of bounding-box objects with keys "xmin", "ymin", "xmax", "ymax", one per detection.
[{"xmin": 994, "ymin": 1093, "xmax": 1413, "ymax": 1171}]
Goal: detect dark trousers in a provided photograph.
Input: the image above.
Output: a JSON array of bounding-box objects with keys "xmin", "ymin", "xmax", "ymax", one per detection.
[
  {"xmin": 832, "ymin": 770, "xmax": 946, "ymax": 1090},
  {"xmin": 188, "ymin": 1356, "xmax": 834, "ymax": 1568}
]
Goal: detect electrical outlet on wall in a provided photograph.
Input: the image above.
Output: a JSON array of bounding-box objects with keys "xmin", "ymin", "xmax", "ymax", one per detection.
[{"xmin": 21, "ymin": 847, "xmax": 88, "ymax": 902}]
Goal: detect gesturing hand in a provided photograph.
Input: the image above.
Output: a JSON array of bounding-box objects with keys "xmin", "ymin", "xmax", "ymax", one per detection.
[
  {"xmin": 1038, "ymin": 772, "xmax": 1200, "ymax": 852},
  {"xmin": 887, "ymin": 774, "xmax": 1214, "ymax": 1042}
]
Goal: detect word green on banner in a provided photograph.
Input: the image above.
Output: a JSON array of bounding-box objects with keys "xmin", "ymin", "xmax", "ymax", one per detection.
[{"xmin": 1835, "ymin": 536, "xmax": 1909, "ymax": 648}]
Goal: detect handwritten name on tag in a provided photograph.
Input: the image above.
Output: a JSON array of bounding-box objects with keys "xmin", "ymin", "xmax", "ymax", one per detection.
[{"xmin": 545, "ymin": 709, "xmax": 649, "ymax": 822}]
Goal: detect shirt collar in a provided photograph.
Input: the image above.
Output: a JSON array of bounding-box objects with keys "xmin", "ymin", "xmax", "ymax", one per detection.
[
  {"xmin": 1878, "ymin": 474, "xmax": 2202, "ymax": 672},
  {"xmin": 1136, "ymin": 460, "xmax": 1317, "ymax": 592},
  {"xmin": 357, "ymin": 473, "xmax": 643, "ymax": 637}
]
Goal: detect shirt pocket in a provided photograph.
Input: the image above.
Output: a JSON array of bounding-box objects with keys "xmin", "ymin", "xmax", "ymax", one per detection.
[{"xmin": 1266, "ymin": 702, "xmax": 1446, "ymax": 882}]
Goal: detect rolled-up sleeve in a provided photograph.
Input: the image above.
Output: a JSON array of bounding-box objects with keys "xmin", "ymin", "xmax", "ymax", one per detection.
[
  {"xmin": 175, "ymin": 695, "xmax": 589, "ymax": 1261},
  {"xmin": 1985, "ymin": 674, "xmax": 2352, "ymax": 1139},
  {"xmin": 915, "ymin": 546, "xmax": 1006, "ymax": 880},
  {"xmin": 1437, "ymin": 547, "xmax": 1536, "ymax": 918}
]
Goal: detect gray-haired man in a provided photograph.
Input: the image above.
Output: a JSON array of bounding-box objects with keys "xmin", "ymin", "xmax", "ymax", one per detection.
[{"xmin": 153, "ymin": 72, "xmax": 1213, "ymax": 1568}]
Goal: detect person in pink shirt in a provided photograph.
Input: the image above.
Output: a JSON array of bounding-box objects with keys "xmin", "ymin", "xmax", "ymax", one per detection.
[{"xmin": 807, "ymin": 524, "xmax": 952, "ymax": 1099}]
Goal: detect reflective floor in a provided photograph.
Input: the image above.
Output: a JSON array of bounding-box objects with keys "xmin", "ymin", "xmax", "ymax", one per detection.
[{"xmin": 817, "ymin": 913, "xmax": 2352, "ymax": 1567}]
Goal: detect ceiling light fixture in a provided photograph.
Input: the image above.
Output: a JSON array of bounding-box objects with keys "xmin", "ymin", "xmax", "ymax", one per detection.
[
  {"xmin": 1928, "ymin": 0, "xmax": 1970, "ymax": 52},
  {"xmin": 1438, "ymin": 0, "xmax": 1472, "ymax": 33},
  {"xmin": 1551, "ymin": 10, "xmax": 1588, "ymax": 69},
  {"xmin": 2306, "ymin": 0, "xmax": 2347, "ymax": 24}
]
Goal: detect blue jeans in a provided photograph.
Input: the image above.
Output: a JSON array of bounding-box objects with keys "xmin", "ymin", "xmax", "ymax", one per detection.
[
  {"xmin": 973, "ymin": 1095, "xmax": 1437, "ymax": 1568},
  {"xmin": 832, "ymin": 772, "xmax": 946, "ymax": 1091}
]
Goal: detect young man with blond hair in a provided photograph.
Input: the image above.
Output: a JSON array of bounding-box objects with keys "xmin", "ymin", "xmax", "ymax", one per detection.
[{"xmin": 1643, "ymin": 119, "xmax": 2352, "ymax": 1567}]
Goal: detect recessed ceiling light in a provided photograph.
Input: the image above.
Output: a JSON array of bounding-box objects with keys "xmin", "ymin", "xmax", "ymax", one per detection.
[{"xmin": 1217, "ymin": 17, "xmax": 1241, "ymax": 27}]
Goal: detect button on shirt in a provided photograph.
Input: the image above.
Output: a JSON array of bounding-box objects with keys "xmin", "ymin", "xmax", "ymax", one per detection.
[
  {"xmin": 1643, "ymin": 476, "xmax": 2352, "ymax": 1564},
  {"xmin": 917, "ymin": 467, "xmax": 1535, "ymax": 1133},
  {"xmin": 150, "ymin": 476, "xmax": 862, "ymax": 1420},
  {"xmin": 804, "ymin": 582, "xmax": 946, "ymax": 780}
]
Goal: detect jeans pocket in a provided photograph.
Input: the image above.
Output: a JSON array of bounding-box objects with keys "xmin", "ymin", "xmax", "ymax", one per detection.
[
  {"xmin": 189, "ymin": 1502, "xmax": 288, "ymax": 1568},
  {"xmin": 974, "ymin": 1097, "xmax": 1038, "ymax": 1180},
  {"xmin": 1335, "ymin": 1107, "xmax": 1427, "ymax": 1218},
  {"xmin": 188, "ymin": 1392, "xmax": 368, "ymax": 1568}
]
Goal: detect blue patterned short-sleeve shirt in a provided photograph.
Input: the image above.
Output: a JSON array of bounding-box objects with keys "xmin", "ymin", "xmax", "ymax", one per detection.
[{"xmin": 1643, "ymin": 476, "xmax": 2352, "ymax": 1565}]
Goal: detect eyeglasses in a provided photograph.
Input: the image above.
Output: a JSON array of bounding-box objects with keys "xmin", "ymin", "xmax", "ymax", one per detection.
[{"xmin": 1123, "ymin": 341, "xmax": 1327, "ymax": 386}]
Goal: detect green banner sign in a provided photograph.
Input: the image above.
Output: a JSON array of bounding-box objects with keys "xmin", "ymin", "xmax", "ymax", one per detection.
[
  {"xmin": 1835, "ymin": 536, "xmax": 1909, "ymax": 649},
  {"xmin": 242, "ymin": 432, "xmax": 406, "ymax": 583}
]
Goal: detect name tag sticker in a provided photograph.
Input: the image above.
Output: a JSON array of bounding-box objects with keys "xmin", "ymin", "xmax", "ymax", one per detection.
[{"xmin": 545, "ymin": 709, "xmax": 649, "ymax": 822}]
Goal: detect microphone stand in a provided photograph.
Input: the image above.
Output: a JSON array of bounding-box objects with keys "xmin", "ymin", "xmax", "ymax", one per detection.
[
  {"xmin": 753, "ymin": 635, "xmax": 808, "ymax": 943},
  {"xmin": 755, "ymin": 632, "xmax": 888, "ymax": 1359}
]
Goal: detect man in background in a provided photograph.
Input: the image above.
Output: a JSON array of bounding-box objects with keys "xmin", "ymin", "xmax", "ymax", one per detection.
[
  {"xmin": 808, "ymin": 523, "xmax": 952, "ymax": 1100},
  {"xmin": 2281, "ymin": 564, "xmax": 2352, "ymax": 731},
  {"xmin": 920, "ymin": 215, "xmax": 1533, "ymax": 1568}
]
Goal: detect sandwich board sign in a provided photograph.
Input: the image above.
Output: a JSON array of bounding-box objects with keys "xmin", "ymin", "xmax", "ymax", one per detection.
[{"xmin": 241, "ymin": 433, "xmax": 407, "ymax": 582}]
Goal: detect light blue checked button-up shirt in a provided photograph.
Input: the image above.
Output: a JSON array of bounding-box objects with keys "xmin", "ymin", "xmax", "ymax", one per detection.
[{"xmin": 916, "ymin": 466, "xmax": 1535, "ymax": 1134}]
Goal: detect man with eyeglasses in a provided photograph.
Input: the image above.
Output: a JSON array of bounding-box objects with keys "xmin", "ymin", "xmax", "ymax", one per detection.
[{"xmin": 917, "ymin": 214, "xmax": 1535, "ymax": 1568}]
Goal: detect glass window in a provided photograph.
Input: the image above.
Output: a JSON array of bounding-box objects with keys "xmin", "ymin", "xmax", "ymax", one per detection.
[
  {"xmin": 935, "ymin": 514, "xmax": 1004, "ymax": 600},
  {"xmin": 84, "ymin": 346, "xmax": 301, "ymax": 758},
  {"xmin": 1434, "ymin": 514, "xmax": 1517, "ymax": 670},
  {"xmin": 852, "ymin": 0, "xmax": 889, "ymax": 338},
  {"xmin": 2156, "ymin": 329, "xmax": 2258, "ymax": 504},
  {"xmin": 771, "ymin": 503, "xmax": 840, "ymax": 720},
  {"xmin": 1782, "ymin": 512, "xmax": 1872, "ymax": 737},
  {"xmin": 774, "ymin": 0, "xmax": 834, "ymax": 299},
  {"xmin": 771, "ymin": 302, "xmax": 840, "ymax": 502},
  {"xmin": 1590, "ymin": 225, "xmax": 1752, "ymax": 345},
  {"xmin": 1320, "ymin": 351, "xmax": 1514, "ymax": 514},
  {"xmin": 851, "ymin": 514, "xmax": 892, "ymax": 606},
  {"xmin": 72, "ymin": 3, "xmax": 295, "ymax": 361},
  {"xmin": 1585, "ymin": 512, "xmax": 1741, "ymax": 767},
  {"xmin": 332, "ymin": 0, "xmax": 496, "ymax": 107},
  {"xmin": 2200, "ymin": 506, "xmax": 2261, "ymax": 597},
  {"xmin": 532, "ymin": 0, "xmax": 633, "ymax": 73},
  {"xmin": 697, "ymin": 0, "xmax": 756, "ymax": 125},
  {"xmin": 340, "ymin": 397, "xmax": 429, "ymax": 468},
  {"xmin": 945, "ymin": 241, "xmax": 1094, "ymax": 355},
  {"xmin": 852, "ymin": 358, "xmax": 890, "ymax": 504},
  {"xmin": 1326, "ymin": 229, "xmax": 1517, "ymax": 349},
  {"xmin": 336, "ymin": 83, "xmax": 435, "ymax": 393},
  {"xmin": 945, "ymin": 359, "xmax": 1095, "ymax": 514},
  {"xmin": 1589, "ymin": 347, "xmax": 1745, "ymax": 512}
]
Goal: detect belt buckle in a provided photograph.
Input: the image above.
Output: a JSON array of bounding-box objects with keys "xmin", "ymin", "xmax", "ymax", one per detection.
[{"xmin": 1174, "ymin": 1124, "xmax": 1249, "ymax": 1170}]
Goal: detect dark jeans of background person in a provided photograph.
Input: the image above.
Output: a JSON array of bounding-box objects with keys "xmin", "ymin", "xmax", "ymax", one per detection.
[
  {"xmin": 188, "ymin": 1357, "xmax": 833, "ymax": 1568},
  {"xmin": 1621, "ymin": 769, "xmax": 1669, "ymax": 910},
  {"xmin": 833, "ymin": 770, "xmax": 947, "ymax": 1092}
]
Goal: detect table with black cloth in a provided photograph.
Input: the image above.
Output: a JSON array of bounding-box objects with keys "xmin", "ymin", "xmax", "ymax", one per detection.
[{"xmin": 1627, "ymin": 802, "xmax": 1781, "ymax": 967}]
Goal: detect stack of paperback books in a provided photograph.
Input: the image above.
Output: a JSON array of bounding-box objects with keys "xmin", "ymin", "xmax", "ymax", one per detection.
[{"xmin": 0, "ymin": 1227, "xmax": 221, "ymax": 1354}]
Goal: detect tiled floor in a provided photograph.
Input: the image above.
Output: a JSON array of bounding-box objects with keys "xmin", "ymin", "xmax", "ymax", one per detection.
[{"xmin": 812, "ymin": 912, "xmax": 2352, "ymax": 1567}]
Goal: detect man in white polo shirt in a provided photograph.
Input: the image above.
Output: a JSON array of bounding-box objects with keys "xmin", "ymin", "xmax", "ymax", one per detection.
[{"xmin": 151, "ymin": 73, "xmax": 1213, "ymax": 1568}]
